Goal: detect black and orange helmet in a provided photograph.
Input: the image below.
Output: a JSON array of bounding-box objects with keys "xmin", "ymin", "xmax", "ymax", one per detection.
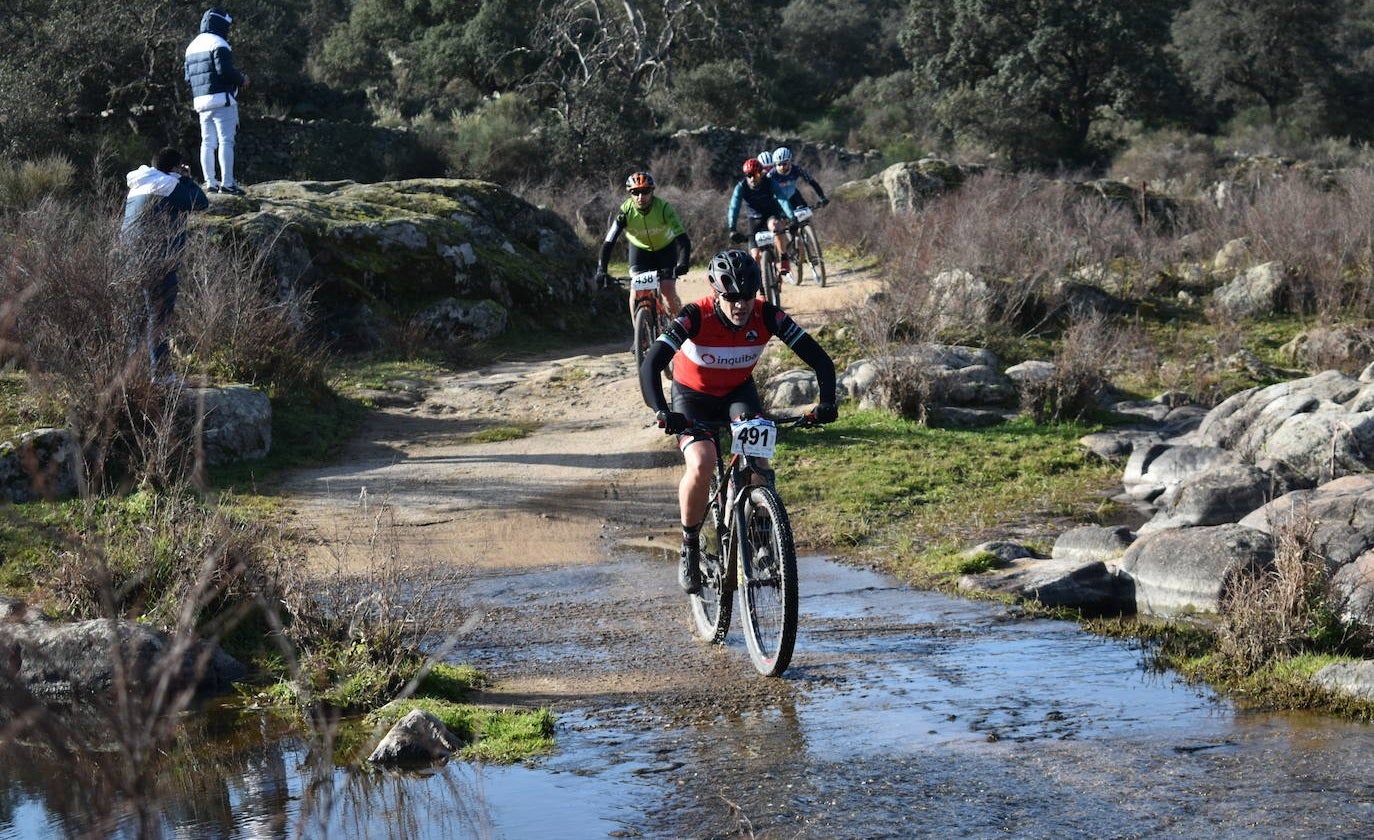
[{"xmin": 625, "ymin": 171, "xmax": 655, "ymax": 192}]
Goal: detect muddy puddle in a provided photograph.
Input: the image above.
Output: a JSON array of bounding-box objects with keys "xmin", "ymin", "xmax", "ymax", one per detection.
[{"xmin": 5, "ymin": 556, "xmax": 1374, "ymax": 839}]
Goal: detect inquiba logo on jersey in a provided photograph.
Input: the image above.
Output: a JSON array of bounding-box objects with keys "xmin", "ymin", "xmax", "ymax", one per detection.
[{"xmin": 684, "ymin": 342, "xmax": 764, "ymax": 369}]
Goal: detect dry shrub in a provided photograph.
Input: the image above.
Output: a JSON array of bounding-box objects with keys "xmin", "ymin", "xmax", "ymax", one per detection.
[
  {"xmin": 1218, "ymin": 514, "xmax": 1346, "ymax": 675},
  {"xmin": 0, "ymin": 491, "xmax": 294, "ymax": 838},
  {"xmin": 1189, "ymin": 171, "xmax": 1374, "ymax": 319},
  {"xmin": 1020, "ymin": 316, "xmax": 1117, "ymax": 423},
  {"xmin": 177, "ymin": 230, "xmax": 325, "ymax": 391},
  {"xmin": 0, "ymin": 196, "xmax": 174, "ymax": 490},
  {"xmin": 844, "ymin": 170, "xmax": 1172, "ymax": 343},
  {"xmin": 277, "ymin": 501, "xmax": 476, "ymax": 713},
  {"xmin": 1108, "ymin": 128, "xmax": 1217, "ymax": 199},
  {"xmin": 0, "ymin": 154, "xmax": 76, "ymax": 211}
]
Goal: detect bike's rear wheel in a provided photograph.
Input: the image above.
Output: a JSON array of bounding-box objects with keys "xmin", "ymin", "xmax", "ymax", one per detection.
[
  {"xmin": 761, "ymin": 250, "xmax": 782, "ymax": 308},
  {"xmin": 631, "ymin": 305, "xmax": 655, "ymax": 369},
  {"xmin": 738, "ymin": 486, "xmax": 798, "ymax": 676},
  {"xmin": 801, "ymin": 225, "xmax": 826, "ymax": 288},
  {"xmin": 690, "ymin": 471, "xmax": 733, "ymax": 644}
]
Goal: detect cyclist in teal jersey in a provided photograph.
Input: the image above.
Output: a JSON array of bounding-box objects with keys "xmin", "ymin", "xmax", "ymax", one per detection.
[
  {"xmin": 595, "ymin": 171, "xmax": 692, "ymax": 315},
  {"xmin": 768, "ymin": 146, "xmax": 829, "ymax": 210}
]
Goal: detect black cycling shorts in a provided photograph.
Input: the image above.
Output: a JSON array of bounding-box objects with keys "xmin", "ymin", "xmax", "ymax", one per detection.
[
  {"xmin": 628, "ymin": 242, "xmax": 678, "ymax": 274},
  {"xmin": 671, "ymin": 379, "xmax": 763, "ymax": 449},
  {"xmin": 747, "ymin": 216, "xmax": 772, "ymax": 237}
]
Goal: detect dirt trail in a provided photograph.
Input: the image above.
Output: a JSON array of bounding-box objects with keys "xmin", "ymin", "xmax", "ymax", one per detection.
[{"xmin": 272, "ymin": 264, "xmax": 879, "ymax": 705}]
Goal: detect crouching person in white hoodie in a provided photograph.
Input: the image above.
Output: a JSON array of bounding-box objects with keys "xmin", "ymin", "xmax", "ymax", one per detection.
[{"xmin": 122, "ymin": 147, "xmax": 209, "ymax": 383}]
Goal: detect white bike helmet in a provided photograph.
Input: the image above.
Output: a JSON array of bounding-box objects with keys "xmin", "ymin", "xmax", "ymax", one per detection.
[
  {"xmin": 773, "ymin": 146, "xmax": 793, "ymax": 163},
  {"xmin": 757, "ymin": 150, "xmax": 774, "ymax": 169}
]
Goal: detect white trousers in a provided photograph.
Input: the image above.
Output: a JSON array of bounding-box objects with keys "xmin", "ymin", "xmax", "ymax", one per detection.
[{"xmin": 197, "ymin": 103, "xmax": 239, "ymax": 188}]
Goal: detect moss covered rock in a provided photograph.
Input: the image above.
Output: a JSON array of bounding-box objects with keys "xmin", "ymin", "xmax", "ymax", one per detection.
[{"xmin": 196, "ymin": 179, "xmax": 600, "ymax": 346}]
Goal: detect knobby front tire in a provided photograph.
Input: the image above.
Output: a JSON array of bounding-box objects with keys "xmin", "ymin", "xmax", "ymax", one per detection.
[
  {"xmin": 801, "ymin": 225, "xmax": 826, "ymax": 288},
  {"xmin": 690, "ymin": 470, "xmax": 733, "ymax": 644},
  {"xmin": 632, "ymin": 305, "xmax": 656, "ymax": 370},
  {"xmin": 738, "ymin": 486, "xmax": 798, "ymax": 676}
]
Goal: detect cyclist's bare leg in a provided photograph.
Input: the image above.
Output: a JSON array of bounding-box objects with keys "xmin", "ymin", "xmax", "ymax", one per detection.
[
  {"xmin": 679, "ymin": 436, "xmax": 716, "ymax": 528},
  {"xmin": 769, "ymin": 217, "xmax": 790, "ymax": 270},
  {"xmin": 661, "ymin": 278, "xmax": 682, "ymax": 315}
]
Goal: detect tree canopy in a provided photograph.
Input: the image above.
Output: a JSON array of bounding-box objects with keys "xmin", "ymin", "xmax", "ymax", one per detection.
[
  {"xmin": 7, "ymin": 0, "xmax": 1374, "ymax": 177},
  {"xmin": 901, "ymin": 0, "xmax": 1183, "ymax": 165}
]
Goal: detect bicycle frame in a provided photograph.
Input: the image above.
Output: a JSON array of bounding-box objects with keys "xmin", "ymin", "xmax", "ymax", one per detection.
[
  {"xmin": 628, "ymin": 268, "xmax": 674, "ymax": 371},
  {"xmin": 629, "ymin": 268, "xmax": 672, "ymax": 321}
]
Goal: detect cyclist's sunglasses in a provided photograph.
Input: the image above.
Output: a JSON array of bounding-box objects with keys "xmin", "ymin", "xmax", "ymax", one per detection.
[
  {"xmin": 629, "ymin": 187, "xmax": 653, "ymax": 196},
  {"xmin": 720, "ymin": 293, "xmax": 752, "ymax": 303}
]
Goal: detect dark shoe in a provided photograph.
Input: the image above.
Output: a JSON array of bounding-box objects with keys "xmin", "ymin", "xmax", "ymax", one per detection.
[
  {"xmin": 219, "ymin": 184, "xmax": 245, "ymax": 196},
  {"xmin": 204, "ymin": 184, "xmax": 220, "ymax": 193},
  {"xmin": 678, "ymin": 543, "xmax": 702, "ymax": 594}
]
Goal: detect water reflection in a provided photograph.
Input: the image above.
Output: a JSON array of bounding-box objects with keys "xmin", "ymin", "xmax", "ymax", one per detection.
[{"xmin": 6, "ymin": 556, "xmax": 1374, "ymax": 839}]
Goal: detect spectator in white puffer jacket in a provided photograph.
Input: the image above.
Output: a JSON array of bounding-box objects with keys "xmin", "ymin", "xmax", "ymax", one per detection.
[{"xmin": 184, "ymin": 7, "xmax": 249, "ymax": 195}]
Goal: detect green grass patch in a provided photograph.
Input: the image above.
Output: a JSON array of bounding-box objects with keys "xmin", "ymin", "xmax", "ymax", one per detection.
[
  {"xmin": 0, "ymin": 371, "xmax": 64, "ymax": 441},
  {"xmin": 369, "ymin": 698, "xmax": 556, "ymax": 763},
  {"xmin": 777, "ymin": 409, "xmax": 1118, "ymax": 585},
  {"xmin": 418, "ymin": 662, "xmax": 487, "ymax": 700},
  {"xmin": 465, "ymin": 424, "xmax": 535, "ymax": 443}
]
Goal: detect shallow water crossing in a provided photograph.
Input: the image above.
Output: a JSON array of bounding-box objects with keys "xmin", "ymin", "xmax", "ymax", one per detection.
[{"xmin": 4, "ymin": 555, "xmax": 1374, "ymax": 838}]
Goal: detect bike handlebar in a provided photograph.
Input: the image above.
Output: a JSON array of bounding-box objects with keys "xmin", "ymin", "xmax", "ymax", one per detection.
[{"xmin": 656, "ymin": 413, "xmax": 822, "ymax": 434}]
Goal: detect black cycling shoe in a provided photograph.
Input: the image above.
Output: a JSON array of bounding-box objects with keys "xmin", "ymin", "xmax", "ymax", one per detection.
[
  {"xmin": 219, "ymin": 184, "xmax": 246, "ymax": 196},
  {"xmin": 678, "ymin": 543, "xmax": 702, "ymax": 594}
]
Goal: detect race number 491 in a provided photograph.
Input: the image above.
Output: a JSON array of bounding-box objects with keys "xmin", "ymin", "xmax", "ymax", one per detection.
[{"xmin": 730, "ymin": 417, "xmax": 777, "ymax": 458}]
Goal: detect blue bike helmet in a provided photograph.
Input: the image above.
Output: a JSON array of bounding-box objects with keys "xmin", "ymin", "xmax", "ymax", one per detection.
[{"xmin": 773, "ymin": 146, "xmax": 793, "ymax": 163}]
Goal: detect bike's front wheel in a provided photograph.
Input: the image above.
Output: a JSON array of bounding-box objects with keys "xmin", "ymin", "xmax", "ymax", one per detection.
[
  {"xmin": 801, "ymin": 225, "xmax": 826, "ymax": 288},
  {"xmin": 737, "ymin": 486, "xmax": 798, "ymax": 676},
  {"xmin": 631, "ymin": 305, "xmax": 656, "ymax": 369},
  {"xmin": 690, "ymin": 472, "xmax": 733, "ymax": 644}
]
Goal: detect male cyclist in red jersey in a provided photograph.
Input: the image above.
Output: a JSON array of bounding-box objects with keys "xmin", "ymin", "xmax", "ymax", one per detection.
[
  {"xmin": 639, "ymin": 249, "xmax": 837, "ymax": 594},
  {"xmin": 595, "ymin": 171, "xmax": 692, "ymax": 316},
  {"xmin": 727, "ymin": 158, "xmax": 795, "ymax": 281}
]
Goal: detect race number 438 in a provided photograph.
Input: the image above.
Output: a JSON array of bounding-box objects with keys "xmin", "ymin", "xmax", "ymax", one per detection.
[
  {"xmin": 630, "ymin": 270, "xmax": 661, "ymax": 291},
  {"xmin": 730, "ymin": 417, "xmax": 777, "ymax": 458}
]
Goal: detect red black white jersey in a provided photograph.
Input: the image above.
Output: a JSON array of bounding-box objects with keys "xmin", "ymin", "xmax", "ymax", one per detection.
[{"xmin": 658, "ymin": 295, "xmax": 808, "ymax": 396}]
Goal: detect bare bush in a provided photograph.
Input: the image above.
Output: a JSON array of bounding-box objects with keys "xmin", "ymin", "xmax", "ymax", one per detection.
[
  {"xmin": 1019, "ymin": 316, "xmax": 1117, "ymax": 423},
  {"xmin": 177, "ymin": 230, "xmax": 325, "ymax": 391},
  {"xmin": 0, "ymin": 491, "xmax": 294, "ymax": 838},
  {"xmin": 1108, "ymin": 128, "xmax": 1217, "ymax": 199},
  {"xmin": 0, "ymin": 154, "xmax": 76, "ymax": 211},
  {"xmin": 276, "ymin": 501, "xmax": 476, "ymax": 714},
  {"xmin": 1218, "ymin": 514, "xmax": 1346, "ymax": 674},
  {"xmin": 1188, "ymin": 171, "xmax": 1374, "ymax": 319}
]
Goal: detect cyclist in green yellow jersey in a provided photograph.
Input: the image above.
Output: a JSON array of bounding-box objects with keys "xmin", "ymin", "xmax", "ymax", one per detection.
[{"xmin": 595, "ymin": 171, "xmax": 693, "ymax": 315}]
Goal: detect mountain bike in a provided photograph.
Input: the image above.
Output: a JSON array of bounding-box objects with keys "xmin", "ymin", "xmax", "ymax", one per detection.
[
  {"xmin": 752, "ymin": 230, "xmax": 784, "ymax": 308},
  {"xmin": 786, "ymin": 205, "xmax": 826, "ymax": 287},
  {"xmin": 688, "ymin": 413, "xmax": 820, "ymax": 676},
  {"xmin": 626, "ymin": 268, "xmax": 674, "ymax": 372}
]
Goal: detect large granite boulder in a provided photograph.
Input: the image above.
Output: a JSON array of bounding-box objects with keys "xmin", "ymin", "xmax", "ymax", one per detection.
[
  {"xmin": 1118, "ymin": 524, "xmax": 1275, "ymax": 617},
  {"xmin": 182, "ymin": 385, "xmax": 272, "ymax": 467},
  {"xmin": 196, "ymin": 179, "xmax": 601, "ymax": 347}
]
